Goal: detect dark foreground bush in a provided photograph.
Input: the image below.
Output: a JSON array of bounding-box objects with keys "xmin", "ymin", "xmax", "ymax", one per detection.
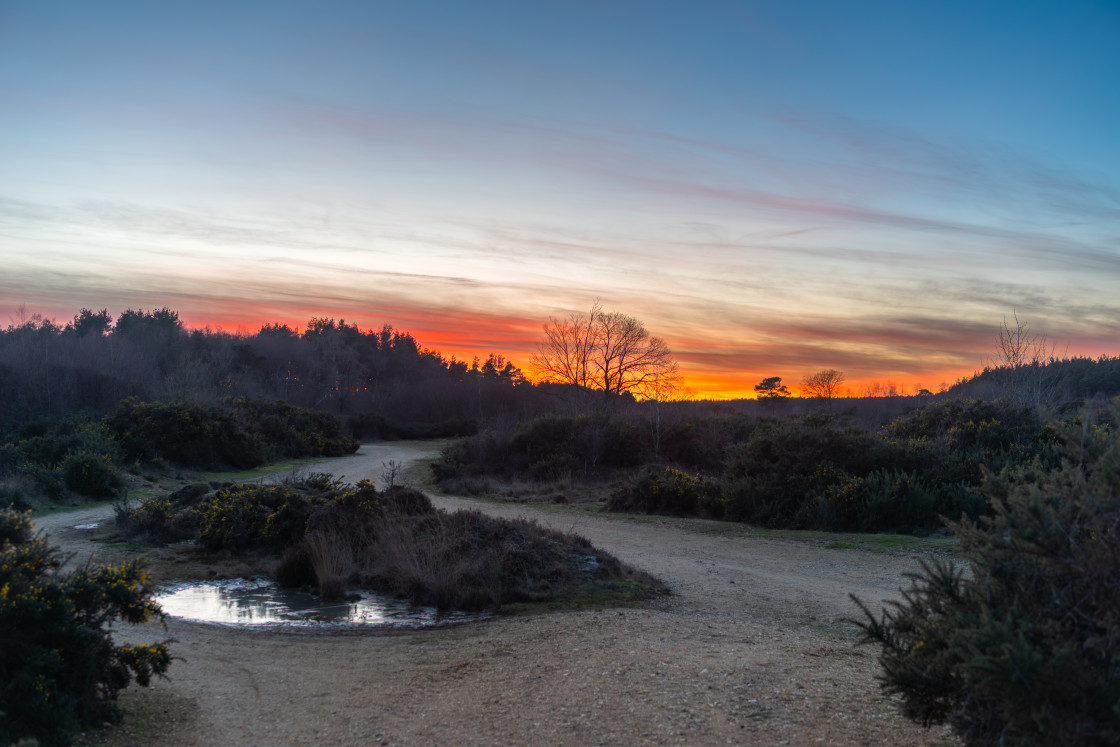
[
  {"xmin": 0, "ymin": 508, "xmax": 171, "ymax": 746},
  {"xmin": 852, "ymin": 411, "xmax": 1120, "ymax": 745}
]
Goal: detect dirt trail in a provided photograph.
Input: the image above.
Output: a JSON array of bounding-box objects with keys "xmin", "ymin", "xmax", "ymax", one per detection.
[{"xmin": 37, "ymin": 443, "xmax": 953, "ymax": 746}]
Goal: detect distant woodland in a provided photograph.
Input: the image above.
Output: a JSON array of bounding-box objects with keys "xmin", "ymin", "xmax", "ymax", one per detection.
[
  {"xmin": 4, "ymin": 306, "xmax": 1118, "ymax": 433},
  {"xmin": 0, "ymin": 307, "xmax": 528, "ymax": 436}
]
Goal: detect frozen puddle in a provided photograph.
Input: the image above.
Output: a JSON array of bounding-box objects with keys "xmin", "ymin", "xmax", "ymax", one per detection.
[{"xmin": 156, "ymin": 578, "xmax": 489, "ymax": 628}]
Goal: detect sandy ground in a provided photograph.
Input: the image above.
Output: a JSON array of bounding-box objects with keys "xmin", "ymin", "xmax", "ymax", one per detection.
[{"xmin": 35, "ymin": 443, "xmax": 956, "ymax": 746}]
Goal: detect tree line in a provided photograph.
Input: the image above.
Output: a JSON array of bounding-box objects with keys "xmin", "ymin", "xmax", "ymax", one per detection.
[
  {"xmin": 5, "ymin": 305, "xmax": 1118, "ymax": 438},
  {"xmin": 0, "ymin": 307, "xmax": 529, "ymax": 436}
]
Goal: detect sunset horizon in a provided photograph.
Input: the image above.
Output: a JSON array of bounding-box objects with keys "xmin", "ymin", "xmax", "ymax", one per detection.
[{"xmin": 6, "ymin": 298, "xmax": 1108, "ymax": 400}]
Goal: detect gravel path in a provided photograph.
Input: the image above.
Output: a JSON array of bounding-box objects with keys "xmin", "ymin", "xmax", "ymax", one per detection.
[{"xmin": 36, "ymin": 443, "xmax": 954, "ymax": 746}]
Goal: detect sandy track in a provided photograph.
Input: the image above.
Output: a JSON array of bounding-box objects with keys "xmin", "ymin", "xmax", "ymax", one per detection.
[{"xmin": 36, "ymin": 443, "xmax": 953, "ymax": 746}]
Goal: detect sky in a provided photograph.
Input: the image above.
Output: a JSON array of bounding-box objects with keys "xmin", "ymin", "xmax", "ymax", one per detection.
[{"xmin": 2, "ymin": 0, "xmax": 1118, "ymax": 398}]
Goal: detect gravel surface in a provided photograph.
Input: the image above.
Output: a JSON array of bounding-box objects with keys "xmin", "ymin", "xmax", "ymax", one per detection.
[{"xmin": 35, "ymin": 443, "xmax": 956, "ymax": 746}]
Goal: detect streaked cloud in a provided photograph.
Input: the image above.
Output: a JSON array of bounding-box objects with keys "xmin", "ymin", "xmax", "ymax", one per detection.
[{"xmin": 1, "ymin": 2, "xmax": 1117, "ymax": 398}]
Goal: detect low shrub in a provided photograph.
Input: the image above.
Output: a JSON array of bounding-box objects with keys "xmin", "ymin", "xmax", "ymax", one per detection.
[
  {"xmin": 0, "ymin": 507, "xmax": 171, "ymax": 746},
  {"xmin": 606, "ymin": 466, "xmax": 719, "ymax": 517},
  {"xmin": 62, "ymin": 449, "xmax": 124, "ymax": 498},
  {"xmin": 795, "ymin": 469, "xmax": 981, "ymax": 534},
  {"xmin": 852, "ymin": 409, "xmax": 1120, "ymax": 745},
  {"xmin": 432, "ymin": 413, "xmax": 644, "ymax": 484},
  {"xmin": 115, "ymin": 495, "xmax": 195, "ymax": 544},
  {"xmin": 109, "ymin": 398, "xmax": 269, "ymax": 469},
  {"xmin": 230, "ymin": 398, "xmax": 360, "ymax": 459},
  {"xmin": 362, "ymin": 509, "xmax": 613, "ymax": 611},
  {"xmin": 0, "ymin": 418, "xmax": 123, "ymax": 503},
  {"xmin": 0, "ymin": 478, "xmax": 34, "ymax": 511},
  {"xmin": 193, "ymin": 484, "xmax": 309, "ymax": 552}
]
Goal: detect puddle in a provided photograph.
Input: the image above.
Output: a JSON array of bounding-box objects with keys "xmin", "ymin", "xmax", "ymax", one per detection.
[
  {"xmin": 155, "ymin": 578, "xmax": 489, "ymax": 628},
  {"xmin": 73, "ymin": 522, "xmax": 102, "ymax": 530}
]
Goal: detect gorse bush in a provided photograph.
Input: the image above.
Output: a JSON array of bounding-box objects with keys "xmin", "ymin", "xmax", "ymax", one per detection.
[
  {"xmin": 109, "ymin": 398, "xmax": 267, "ymax": 469},
  {"xmin": 594, "ymin": 402, "xmax": 1077, "ymax": 534},
  {"xmin": 433, "ymin": 413, "xmax": 646, "ymax": 483},
  {"xmin": 62, "ymin": 449, "xmax": 125, "ymax": 498},
  {"xmin": 0, "ymin": 417, "xmax": 123, "ymax": 501},
  {"xmin": 1, "ymin": 400, "xmax": 357, "ymax": 506},
  {"xmin": 852, "ymin": 408, "xmax": 1120, "ymax": 745},
  {"xmin": 0, "ymin": 508, "xmax": 171, "ymax": 746},
  {"xmin": 117, "ymin": 495, "xmax": 194, "ymax": 545},
  {"xmin": 606, "ymin": 466, "xmax": 719, "ymax": 517},
  {"xmin": 108, "ymin": 397, "xmax": 359, "ymax": 470},
  {"xmin": 718, "ymin": 414, "xmax": 884, "ymax": 525}
]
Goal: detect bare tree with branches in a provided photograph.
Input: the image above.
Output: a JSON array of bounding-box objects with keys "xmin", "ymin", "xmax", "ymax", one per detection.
[
  {"xmin": 800, "ymin": 368, "xmax": 846, "ymax": 411},
  {"xmin": 990, "ymin": 311, "xmax": 1056, "ymax": 407},
  {"xmin": 531, "ymin": 302, "xmax": 680, "ymax": 403}
]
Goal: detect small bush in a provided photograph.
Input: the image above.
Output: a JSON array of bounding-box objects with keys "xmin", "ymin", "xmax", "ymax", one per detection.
[
  {"xmin": 0, "ymin": 478, "xmax": 34, "ymax": 511},
  {"xmin": 795, "ymin": 469, "xmax": 982, "ymax": 534},
  {"xmin": 115, "ymin": 495, "xmax": 196, "ymax": 544},
  {"xmin": 193, "ymin": 484, "xmax": 306, "ymax": 552},
  {"xmin": 433, "ymin": 413, "xmax": 644, "ymax": 484},
  {"xmin": 0, "ymin": 508, "xmax": 171, "ymax": 746},
  {"xmin": 62, "ymin": 449, "xmax": 124, "ymax": 498},
  {"xmin": 606, "ymin": 466, "xmax": 718, "ymax": 517},
  {"xmin": 852, "ymin": 410, "xmax": 1120, "ymax": 745}
]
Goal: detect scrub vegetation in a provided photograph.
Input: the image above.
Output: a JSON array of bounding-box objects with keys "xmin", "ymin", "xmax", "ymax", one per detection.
[
  {"xmin": 116, "ymin": 474, "xmax": 661, "ymax": 612},
  {"xmin": 0, "ymin": 398, "xmax": 358, "ymax": 509},
  {"xmin": 438, "ymin": 398, "xmax": 1069, "ymax": 534}
]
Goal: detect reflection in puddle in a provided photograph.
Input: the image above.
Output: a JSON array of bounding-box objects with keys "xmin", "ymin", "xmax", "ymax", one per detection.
[
  {"xmin": 156, "ymin": 578, "xmax": 489, "ymax": 628},
  {"xmin": 74, "ymin": 522, "xmax": 102, "ymax": 530}
]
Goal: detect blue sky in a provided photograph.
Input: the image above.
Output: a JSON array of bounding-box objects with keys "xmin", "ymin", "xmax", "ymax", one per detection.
[{"xmin": 2, "ymin": 0, "xmax": 1117, "ymax": 396}]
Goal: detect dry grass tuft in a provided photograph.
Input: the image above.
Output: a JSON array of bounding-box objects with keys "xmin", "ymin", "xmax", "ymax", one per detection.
[{"xmin": 303, "ymin": 528, "xmax": 356, "ymax": 601}]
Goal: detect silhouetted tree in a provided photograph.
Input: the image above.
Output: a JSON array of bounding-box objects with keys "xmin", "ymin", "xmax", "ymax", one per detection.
[
  {"xmin": 68, "ymin": 308, "xmax": 113, "ymax": 338},
  {"xmin": 754, "ymin": 376, "xmax": 790, "ymax": 413},
  {"xmin": 984, "ymin": 311, "xmax": 1057, "ymax": 408},
  {"xmin": 531, "ymin": 302, "xmax": 680, "ymax": 404},
  {"xmin": 801, "ymin": 368, "xmax": 846, "ymax": 411}
]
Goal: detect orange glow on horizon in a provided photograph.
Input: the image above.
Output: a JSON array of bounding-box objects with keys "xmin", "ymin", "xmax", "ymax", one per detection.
[{"xmin": 177, "ymin": 310, "xmax": 978, "ymax": 400}]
